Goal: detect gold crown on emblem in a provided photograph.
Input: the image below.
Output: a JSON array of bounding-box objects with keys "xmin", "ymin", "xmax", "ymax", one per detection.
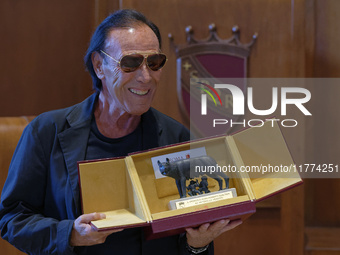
[{"xmin": 169, "ymin": 24, "xmax": 258, "ymax": 58}]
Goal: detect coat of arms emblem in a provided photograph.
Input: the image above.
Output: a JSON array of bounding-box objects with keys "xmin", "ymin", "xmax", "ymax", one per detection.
[{"xmin": 169, "ymin": 24, "xmax": 257, "ymax": 138}]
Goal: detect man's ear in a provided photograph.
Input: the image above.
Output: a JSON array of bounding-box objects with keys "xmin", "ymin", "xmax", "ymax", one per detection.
[{"xmin": 91, "ymin": 51, "xmax": 105, "ymax": 79}]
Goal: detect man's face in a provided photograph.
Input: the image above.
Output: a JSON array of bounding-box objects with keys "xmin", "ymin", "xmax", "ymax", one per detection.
[{"xmin": 98, "ymin": 25, "xmax": 163, "ymax": 116}]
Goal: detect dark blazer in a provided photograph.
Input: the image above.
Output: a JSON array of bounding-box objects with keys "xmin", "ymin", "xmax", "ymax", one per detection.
[{"xmin": 0, "ymin": 93, "xmax": 206, "ymax": 255}]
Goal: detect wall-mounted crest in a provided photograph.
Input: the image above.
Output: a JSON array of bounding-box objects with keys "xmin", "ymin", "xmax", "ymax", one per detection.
[{"xmin": 169, "ymin": 24, "xmax": 257, "ymax": 137}]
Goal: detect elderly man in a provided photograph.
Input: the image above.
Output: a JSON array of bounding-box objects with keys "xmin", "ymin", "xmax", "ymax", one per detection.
[{"xmin": 0, "ymin": 9, "xmax": 241, "ymax": 255}]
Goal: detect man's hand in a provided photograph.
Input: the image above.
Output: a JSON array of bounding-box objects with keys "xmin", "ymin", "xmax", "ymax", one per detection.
[
  {"xmin": 186, "ymin": 219, "xmax": 242, "ymax": 248},
  {"xmin": 70, "ymin": 212, "xmax": 123, "ymax": 247}
]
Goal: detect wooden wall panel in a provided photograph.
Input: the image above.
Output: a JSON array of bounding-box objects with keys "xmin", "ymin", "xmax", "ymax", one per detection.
[
  {"xmin": 305, "ymin": 0, "xmax": 340, "ymax": 226},
  {"xmin": 304, "ymin": 0, "xmax": 340, "ymax": 253},
  {"xmin": 307, "ymin": 252, "xmax": 340, "ymax": 255},
  {"xmin": 214, "ymin": 209, "xmax": 282, "ymax": 255},
  {"xmin": 305, "ymin": 227, "xmax": 340, "ymax": 252},
  {"xmin": 0, "ymin": 1, "xmax": 96, "ymax": 254},
  {"xmin": 93, "ymin": 0, "xmax": 120, "ymax": 26},
  {"xmin": 0, "ymin": 0, "xmax": 95, "ymax": 117}
]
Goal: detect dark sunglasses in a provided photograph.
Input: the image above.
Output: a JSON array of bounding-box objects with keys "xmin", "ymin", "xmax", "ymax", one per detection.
[{"xmin": 100, "ymin": 50, "xmax": 167, "ymax": 73}]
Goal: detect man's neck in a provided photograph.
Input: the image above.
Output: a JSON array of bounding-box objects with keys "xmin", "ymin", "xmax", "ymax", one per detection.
[{"xmin": 94, "ymin": 93, "xmax": 141, "ymax": 139}]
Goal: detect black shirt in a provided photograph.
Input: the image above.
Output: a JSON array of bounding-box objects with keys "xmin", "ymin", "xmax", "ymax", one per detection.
[
  {"xmin": 86, "ymin": 117, "xmax": 143, "ymax": 160},
  {"xmin": 77, "ymin": 115, "xmax": 189, "ymax": 255}
]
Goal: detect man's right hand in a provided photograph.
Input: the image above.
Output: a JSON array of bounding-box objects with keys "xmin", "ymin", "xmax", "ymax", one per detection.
[{"xmin": 70, "ymin": 212, "xmax": 123, "ymax": 246}]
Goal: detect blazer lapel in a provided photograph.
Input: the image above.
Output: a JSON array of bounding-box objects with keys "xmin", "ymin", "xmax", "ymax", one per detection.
[
  {"xmin": 57, "ymin": 94, "xmax": 96, "ymax": 215},
  {"xmin": 58, "ymin": 124, "xmax": 91, "ymax": 215}
]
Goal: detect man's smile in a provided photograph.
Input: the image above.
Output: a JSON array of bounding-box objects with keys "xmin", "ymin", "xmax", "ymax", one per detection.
[{"xmin": 128, "ymin": 88, "xmax": 150, "ymax": 96}]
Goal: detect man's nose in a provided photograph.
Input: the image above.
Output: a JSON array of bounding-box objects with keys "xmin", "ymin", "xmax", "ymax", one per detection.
[{"xmin": 137, "ymin": 62, "xmax": 152, "ymax": 83}]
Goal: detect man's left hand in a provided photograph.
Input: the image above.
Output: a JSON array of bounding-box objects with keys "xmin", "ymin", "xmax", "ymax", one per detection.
[{"xmin": 186, "ymin": 219, "xmax": 242, "ymax": 248}]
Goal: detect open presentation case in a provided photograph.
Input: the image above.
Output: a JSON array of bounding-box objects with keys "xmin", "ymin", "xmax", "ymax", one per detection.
[{"xmin": 78, "ymin": 120, "xmax": 302, "ymax": 239}]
